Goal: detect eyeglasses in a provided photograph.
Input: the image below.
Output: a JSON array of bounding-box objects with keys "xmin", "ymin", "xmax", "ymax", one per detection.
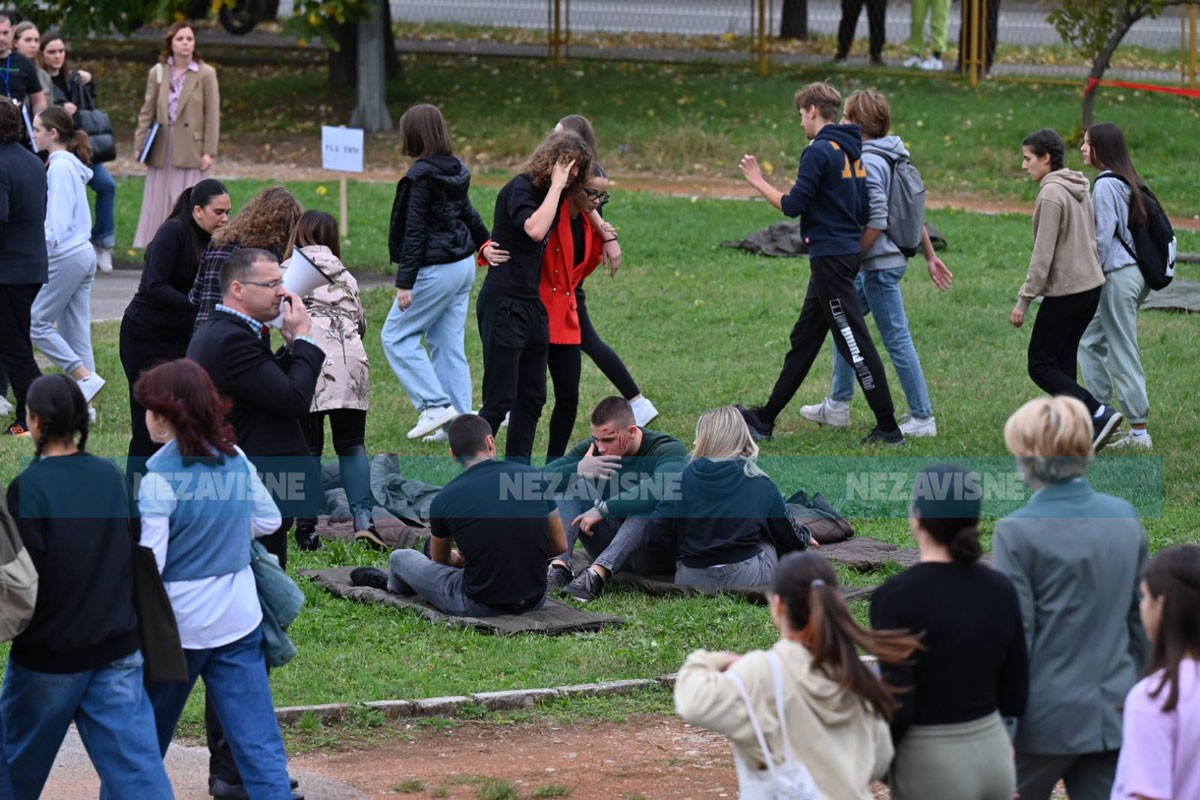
[
  {"xmin": 241, "ymin": 279, "xmax": 283, "ymax": 289},
  {"xmin": 584, "ymin": 189, "xmax": 611, "ymax": 204}
]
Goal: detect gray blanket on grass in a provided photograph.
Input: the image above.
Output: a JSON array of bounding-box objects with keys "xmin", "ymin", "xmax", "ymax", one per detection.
[{"xmin": 722, "ymin": 221, "xmax": 947, "ymax": 257}]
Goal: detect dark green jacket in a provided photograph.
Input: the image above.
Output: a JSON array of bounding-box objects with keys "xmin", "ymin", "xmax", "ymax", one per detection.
[{"xmin": 543, "ymin": 429, "xmax": 688, "ymax": 518}]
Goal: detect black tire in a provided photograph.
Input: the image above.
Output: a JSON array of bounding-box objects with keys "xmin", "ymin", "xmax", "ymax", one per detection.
[{"xmin": 218, "ymin": 0, "xmax": 260, "ymax": 35}]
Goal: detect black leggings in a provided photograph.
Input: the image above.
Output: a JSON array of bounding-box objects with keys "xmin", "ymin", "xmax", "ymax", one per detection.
[
  {"xmin": 836, "ymin": 0, "xmax": 887, "ymax": 61},
  {"xmin": 1027, "ymin": 289, "xmax": 1102, "ymax": 414},
  {"xmin": 576, "ymin": 287, "xmax": 640, "ymax": 400},
  {"xmin": 547, "ymin": 344, "xmax": 582, "ymax": 458},
  {"xmin": 301, "ymin": 409, "xmax": 373, "ymax": 517}
]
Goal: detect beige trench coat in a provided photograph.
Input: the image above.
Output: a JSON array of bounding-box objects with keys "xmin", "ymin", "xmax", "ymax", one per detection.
[{"xmin": 133, "ymin": 61, "xmax": 220, "ymax": 169}]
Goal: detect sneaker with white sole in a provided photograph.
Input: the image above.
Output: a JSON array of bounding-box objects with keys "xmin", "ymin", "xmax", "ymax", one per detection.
[
  {"xmin": 1109, "ymin": 431, "xmax": 1152, "ymax": 450},
  {"xmin": 76, "ymin": 373, "xmax": 107, "ymax": 403},
  {"xmin": 800, "ymin": 397, "xmax": 850, "ymax": 428},
  {"xmin": 0, "ymin": 396, "xmax": 11, "ymax": 416},
  {"xmin": 407, "ymin": 405, "xmax": 458, "ymax": 439},
  {"xmin": 898, "ymin": 414, "xmax": 937, "ymax": 438},
  {"xmin": 94, "ymin": 245, "xmax": 113, "ymax": 272},
  {"xmin": 630, "ymin": 396, "xmax": 659, "ymax": 427},
  {"xmin": 1092, "ymin": 406, "xmax": 1123, "ymax": 453},
  {"xmin": 422, "ymin": 426, "xmax": 449, "ymax": 443},
  {"xmin": 919, "ymin": 56, "xmax": 945, "ymax": 71},
  {"xmin": 501, "ymin": 411, "xmax": 510, "ymax": 428},
  {"xmin": 902, "ymin": 54, "xmax": 923, "ymax": 67}
]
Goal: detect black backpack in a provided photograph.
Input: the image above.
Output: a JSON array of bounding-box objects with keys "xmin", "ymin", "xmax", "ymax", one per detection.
[{"xmin": 1097, "ymin": 174, "xmax": 1177, "ymax": 291}]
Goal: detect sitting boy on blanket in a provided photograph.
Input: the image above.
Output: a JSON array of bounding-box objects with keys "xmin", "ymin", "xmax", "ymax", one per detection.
[{"xmin": 353, "ymin": 414, "xmax": 567, "ymax": 616}]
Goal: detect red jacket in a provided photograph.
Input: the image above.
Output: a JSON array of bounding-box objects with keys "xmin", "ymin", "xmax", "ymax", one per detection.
[{"xmin": 540, "ymin": 199, "xmax": 604, "ymax": 345}]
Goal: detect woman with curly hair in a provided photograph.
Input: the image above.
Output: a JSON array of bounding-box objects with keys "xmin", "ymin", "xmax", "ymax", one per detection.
[
  {"xmin": 476, "ymin": 130, "xmax": 592, "ymax": 461},
  {"xmin": 188, "ymin": 185, "xmax": 303, "ymax": 329}
]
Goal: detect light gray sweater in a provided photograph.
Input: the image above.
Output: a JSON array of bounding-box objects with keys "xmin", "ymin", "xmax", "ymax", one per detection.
[{"xmin": 1092, "ymin": 171, "xmax": 1139, "ymax": 274}]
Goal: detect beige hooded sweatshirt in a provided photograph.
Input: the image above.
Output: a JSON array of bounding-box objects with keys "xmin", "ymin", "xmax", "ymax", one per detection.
[
  {"xmin": 1016, "ymin": 168, "xmax": 1105, "ymax": 310},
  {"xmin": 675, "ymin": 639, "xmax": 893, "ymax": 799}
]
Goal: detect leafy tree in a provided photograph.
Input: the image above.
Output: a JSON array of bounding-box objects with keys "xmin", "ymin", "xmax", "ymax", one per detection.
[{"xmin": 1048, "ymin": 0, "xmax": 1190, "ymax": 128}]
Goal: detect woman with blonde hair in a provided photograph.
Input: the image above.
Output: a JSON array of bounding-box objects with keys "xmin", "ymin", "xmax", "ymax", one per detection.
[
  {"xmin": 994, "ymin": 395, "xmax": 1148, "ymax": 800},
  {"xmin": 188, "ymin": 185, "xmax": 303, "ymax": 328},
  {"xmin": 676, "ymin": 551, "xmax": 918, "ymax": 798},
  {"xmin": 133, "ymin": 21, "xmax": 220, "ymax": 247},
  {"xmin": 646, "ymin": 405, "xmax": 809, "ymax": 590}
]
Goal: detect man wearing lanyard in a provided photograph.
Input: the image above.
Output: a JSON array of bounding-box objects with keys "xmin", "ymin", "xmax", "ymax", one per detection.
[{"xmin": 0, "ymin": 12, "xmax": 47, "ymax": 115}]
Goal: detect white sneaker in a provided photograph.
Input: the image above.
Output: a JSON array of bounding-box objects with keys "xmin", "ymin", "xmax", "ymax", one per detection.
[
  {"xmin": 0, "ymin": 396, "xmax": 11, "ymax": 416},
  {"xmin": 407, "ymin": 405, "xmax": 458, "ymax": 439},
  {"xmin": 76, "ymin": 372, "xmax": 107, "ymax": 403},
  {"xmin": 1109, "ymin": 431, "xmax": 1152, "ymax": 449},
  {"xmin": 800, "ymin": 397, "xmax": 850, "ymax": 428},
  {"xmin": 88, "ymin": 406, "xmax": 97, "ymax": 424},
  {"xmin": 902, "ymin": 54, "xmax": 923, "ymax": 68},
  {"xmin": 630, "ymin": 396, "xmax": 659, "ymax": 427},
  {"xmin": 501, "ymin": 411, "xmax": 510, "ymax": 428},
  {"xmin": 899, "ymin": 414, "xmax": 938, "ymax": 438},
  {"xmin": 422, "ymin": 426, "xmax": 449, "ymax": 443},
  {"xmin": 919, "ymin": 56, "xmax": 944, "ymax": 71},
  {"xmin": 95, "ymin": 245, "xmax": 113, "ymax": 272}
]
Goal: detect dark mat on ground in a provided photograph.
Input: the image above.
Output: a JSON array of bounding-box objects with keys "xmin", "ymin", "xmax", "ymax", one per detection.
[
  {"xmin": 1141, "ymin": 279, "xmax": 1200, "ymax": 313},
  {"xmin": 722, "ymin": 221, "xmax": 947, "ymax": 257},
  {"xmin": 300, "ymin": 567, "xmax": 625, "ymax": 635},
  {"xmin": 821, "ymin": 537, "xmax": 992, "ymax": 571}
]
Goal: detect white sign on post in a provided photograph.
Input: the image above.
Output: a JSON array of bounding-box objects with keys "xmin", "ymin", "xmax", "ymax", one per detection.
[{"xmin": 321, "ymin": 126, "xmax": 364, "ymax": 173}]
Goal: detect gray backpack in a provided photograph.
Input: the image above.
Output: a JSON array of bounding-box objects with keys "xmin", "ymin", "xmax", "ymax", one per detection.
[
  {"xmin": 0, "ymin": 497, "xmax": 38, "ymax": 642},
  {"xmin": 875, "ymin": 150, "xmax": 927, "ymax": 258}
]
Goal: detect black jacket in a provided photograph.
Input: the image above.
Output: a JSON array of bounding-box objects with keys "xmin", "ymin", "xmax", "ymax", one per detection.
[
  {"xmin": 389, "ymin": 155, "xmax": 490, "ymax": 289},
  {"xmin": 0, "ymin": 141, "xmax": 48, "ymax": 285},
  {"xmin": 51, "ymin": 72, "xmax": 115, "ymax": 164},
  {"xmin": 123, "ymin": 215, "xmax": 211, "ymax": 338}
]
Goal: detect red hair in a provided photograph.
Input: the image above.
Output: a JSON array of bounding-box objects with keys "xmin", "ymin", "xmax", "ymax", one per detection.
[{"xmin": 134, "ymin": 359, "xmax": 237, "ymax": 458}]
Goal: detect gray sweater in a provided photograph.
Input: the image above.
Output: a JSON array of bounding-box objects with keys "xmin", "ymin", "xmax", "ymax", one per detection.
[
  {"xmin": 1092, "ymin": 171, "xmax": 1139, "ymax": 274},
  {"xmin": 860, "ymin": 135, "xmax": 911, "ymax": 272}
]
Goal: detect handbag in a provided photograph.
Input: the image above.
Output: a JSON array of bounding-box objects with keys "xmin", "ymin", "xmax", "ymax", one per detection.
[
  {"xmin": 250, "ymin": 539, "xmax": 305, "ymax": 668},
  {"xmin": 131, "ymin": 544, "xmax": 189, "ymax": 683},
  {"xmin": 725, "ymin": 652, "xmax": 821, "ymax": 800},
  {"xmin": 74, "ymin": 79, "xmax": 116, "ymax": 164},
  {"xmin": 0, "ymin": 497, "xmax": 37, "ymax": 643}
]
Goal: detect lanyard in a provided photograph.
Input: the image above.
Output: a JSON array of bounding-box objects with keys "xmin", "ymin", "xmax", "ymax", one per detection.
[{"xmin": 1, "ymin": 55, "xmax": 11, "ymax": 98}]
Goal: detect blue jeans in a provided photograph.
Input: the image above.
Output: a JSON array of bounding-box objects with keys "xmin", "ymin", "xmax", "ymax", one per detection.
[
  {"xmin": 388, "ymin": 548, "xmax": 545, "ymax": 617},
  {"xmin": 381, "ymin": 255, "xmax": 475, "ymax": 414},
  {"xmin": 831, "ymin": 267, "xmax": 933, "ymax": 419},
  {"xmin": 147, "ymin": 626, "xmax": 291, "ymax": 800},
  {"xmin": 88, "ymin": 163, "xmax": 117, "ymax": 249},
  {"xmin": 0, "ymin": 708, "xmax": 15, "ymax": 800},
  {"xmin": 1, "ymin": 651, "xmax": 173, "ymax": 800},
  {"xmin": 556, "ymin": 490, "xmax": 675, "ymax": 576}
]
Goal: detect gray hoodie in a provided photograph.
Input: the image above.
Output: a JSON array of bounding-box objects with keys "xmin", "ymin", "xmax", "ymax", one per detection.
[
  {"xmin": 1092, "ymin": 170, "xmax": 1139, "ymax": 273},
  {"xmin": 860, "ymin": 135, "xmax": 911, "ymax": 272},
  {"xmin": 44, "ymin": 149, "xmax": 93, "ymax": 259}
]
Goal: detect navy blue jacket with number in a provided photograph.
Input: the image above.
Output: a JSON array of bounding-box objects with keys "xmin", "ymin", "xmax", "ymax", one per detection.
[{"xmin": 779, "ymin": 123, "xmax": 869, "ymax": 258}]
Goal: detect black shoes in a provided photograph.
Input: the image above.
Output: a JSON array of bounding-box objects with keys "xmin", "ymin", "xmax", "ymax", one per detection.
[
  {"xmin": 547, "ymin": 562, "xmax": 572, "ymax": 591},
  {"xmin": 349, "ymin": 566, "xmax": 390, "ymax": 591},
  {"xmin": 293, "ymin": 520, "xmax": 321, "ymax": 551},
  {"xmin": 862, "ymin": 426, "xmax": 906, "ymax": 446},
  {"xmin": 210, "ymin": 776, "xmax": 303, "ymax": 800},
  {"xmin": 1092, "ymin": 406, "xmax": 1124, "ymax": 453},
  {"xmin": 735, "ymin": 405, "xmax": 774, "ymax": 442},
  {"xmin": 561, "ymin": 568, "xmax": 606, "ymax": 603}
]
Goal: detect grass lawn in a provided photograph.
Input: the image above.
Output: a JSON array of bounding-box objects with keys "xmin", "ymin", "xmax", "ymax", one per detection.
[{"xmin": 3, "ymin": 177, "xmax": 1198, "ymax": 734}]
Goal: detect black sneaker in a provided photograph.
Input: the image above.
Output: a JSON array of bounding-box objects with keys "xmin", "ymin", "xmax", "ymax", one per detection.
[
  {"xmin": 862, "ymin": 426, "xmax": 906, "ymax": 446},
  {"xmin": 210, "ymin": 775, "xmax": 302, "ymax": 799},
  {"xmin": 561, "ymin": 568, "xmax": 606, "ymax": 603},
  {"xmin": 293, "ymin": 520, "xmax": 321, "ymax": 551},
  {"xmin": 547, "ymin": 562, "xmax": 572, "ymax": 591},
  {"xmin": 349, "ymin": 566, "xmax": 390, "ymax": 591},
  {"xmin": 1092, "ymin": 407, "xmax": 1124, "ymax": 453},
  {"xmin": 735, "ymin": 404, "xmax": 774, "ymax": 442}
]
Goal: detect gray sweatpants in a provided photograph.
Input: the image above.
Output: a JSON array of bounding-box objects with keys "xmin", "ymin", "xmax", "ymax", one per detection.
[
  {"xmin": 889, "ymin": 712, "xmax": 1015, "ymax": 800},
  {"xmin": 1078, "ymin": 265, "xmax": 1151, "ymax": 424},
  {"xmin": 30, "ymin": 244, "xmax": 98, "ymax": 375}
]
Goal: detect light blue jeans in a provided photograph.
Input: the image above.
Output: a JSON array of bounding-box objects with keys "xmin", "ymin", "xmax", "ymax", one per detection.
[
  {"xmin": 388, "ymin": 548, "xmax": 545, "ymax": 617},
  {"xmin": 1, "ymin": 651, "xmax": 173, "ymax": 800},
  {"xmin": 831, "ymin": 266, "xmax": 933, "ymax": 419},
  {"xmin": 146, "ymin": 626, "xmax": 292, "ymax": 800},
  {"xmin": 30, "ymin": 243, "xmax": 98, "ymax": 375},
  {"xmin": 381, "ymin": 255, "xmax": 475, "ymax": 413}
]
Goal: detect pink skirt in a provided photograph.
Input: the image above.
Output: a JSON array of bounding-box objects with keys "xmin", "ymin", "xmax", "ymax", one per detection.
[{"xmin": 133, "ymin": 125, "xmax": 205, "ymax": 248}]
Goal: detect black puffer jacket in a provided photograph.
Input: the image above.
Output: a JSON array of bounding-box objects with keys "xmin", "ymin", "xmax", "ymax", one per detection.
[{"xmin": 389, "ymin": 155, "xmax": 490, "ymax": 290}]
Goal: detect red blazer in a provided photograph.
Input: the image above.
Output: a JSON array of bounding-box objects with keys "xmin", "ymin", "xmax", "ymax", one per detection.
[{"xmin": 540, "ymin": 199, "xmax": 604, "ymax": 345}]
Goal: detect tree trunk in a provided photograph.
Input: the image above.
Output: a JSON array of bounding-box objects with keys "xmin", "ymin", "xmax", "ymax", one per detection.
[
  {"xmin": 779, "ymin": 0, "xmax": 808, "ymax": 39},
  {"xmin": 328, "ymin": 19, "xmax": 357, "ymax": 87},
  {"xmin": 1082, "ymin": 15, "xmax": 1138, "ymax": 130},
  {"xmin": 382, "ymin": 0, "xmax": 402, "ymax": 81},
  {"xmin": 350, "ymin": 0, "xmax": 393, "ymax": 132}
]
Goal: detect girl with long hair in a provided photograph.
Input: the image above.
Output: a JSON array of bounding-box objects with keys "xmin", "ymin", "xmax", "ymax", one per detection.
[
  {"xmin": 1078, "ymin": 122, "xmax": 1154, "ymax": 449},
  {"xmin": 134, "ymin": 358, "xmax": 293, "ymax": 797},
  {"xmin": 646, "ymin": 405, "xmax": 809, "ymax": 589},
  {"xmin": 121, "ymin": 179, "xmax": 231, "ymax": 460},
  {"xmin": 675, "ymin": 551, "xmax": 919, "ymax": 798},
  {"xmin": 29, "ymin": 106, "xmax": 105, "ymax": 413},
  {"xmin": 870, "ymin": 463, "xmax": 1028, "ymax": 799},
  {"xmin": 285, "ymin": 210, "xmax": 379, "ymax": 548},
  {"xmin": 2, "ymin": 375, "xmax": 172, "ymax": 799},
  {"xmin": 1011, "ymin": 128, "xmax": 1119, "ymax": 451},
  {"xmin": 1113, "ymin": 544, "xmax": 1200, "ymax": 798},
  {"xmin": 382, "ymin": 104, "xmax": 500, "ymax": 442},
  {"xmin": 133, "ymin": 21, "xmax": 220, "ymax": 248}
]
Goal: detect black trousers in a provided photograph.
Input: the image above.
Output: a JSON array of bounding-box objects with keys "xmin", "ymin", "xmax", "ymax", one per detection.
[
  {"xmin": 957, "ymin": 0, "xmax": 1000, "ymax": 72},
  {"xmin": 762, "ymin": 254, "xmax": 897, "ymax": 429},
  {"xmin": 0, "ymin": 283, "xmax": 42, "ymax": 424},
  {"xmin": 1027, "ymin": 289, "xmax": 1102, "ymax": 414},
  {"xmin": 576, "ymin": 287, "xmax": 640, "ymax": 400},
  {"xmin": 477, "ymin": 293, "xmax": 549, "ymax": 462},
  {"xmin": 546, "ymin": 344, "xmax": 582, "ymax": 459},
  {"xmin": 301, "ymin": 408, "xmax": 373, "ymax": 518},
  {"xmin": 836, "ymin": 0, "xmax": 888, "ymax": 61},
  {"xmin": 119, "ymin": 314, "xmax": 190, "ymax": 460}
]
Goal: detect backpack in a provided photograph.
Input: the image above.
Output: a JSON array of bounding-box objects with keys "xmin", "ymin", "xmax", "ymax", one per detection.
[
  {"xmin": 874, "ymin": 150, "xmax": 927, "ymax": 258},
  {"xmin": 0, "ymin": 496, "xmax": 38, "ymax": 643},
  {"xmin": 1096, "ymin": 174, "xmax": 1177, "ymax": 291}
]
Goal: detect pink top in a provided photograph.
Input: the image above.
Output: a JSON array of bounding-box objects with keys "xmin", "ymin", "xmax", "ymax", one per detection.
[
  {"xmin": 167, "ymin": 58, "xmax": 199, "ymax": 124},
  {"xmin": 1112, "ymin": 659, "xmax": 1200, "ymax": 800}
]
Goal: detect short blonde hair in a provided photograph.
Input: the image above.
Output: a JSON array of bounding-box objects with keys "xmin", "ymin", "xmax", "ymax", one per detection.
[
  {"xmin": 843, "ymin": 89, "xmax": 891, "ymax": 139},
  {"xmin": 1003, "ymin": 396, "xmax": 1093, "ymax": 484},
  {"xmin": 692, "ymin": 405, "xmax": 765, "ymax": 478}
]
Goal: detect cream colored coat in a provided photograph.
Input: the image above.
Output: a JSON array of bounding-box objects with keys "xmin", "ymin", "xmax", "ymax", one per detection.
[
  {"xmin": 285, "ymin": 245, "xmax": 370, "ymax": 412},
  {"xmin": 675, "ymin": 639, "xmax": 893, "ymax": 799},
  {"xmin": 134, "ymin": 61, "xmax": 220, "ymax": 169}
]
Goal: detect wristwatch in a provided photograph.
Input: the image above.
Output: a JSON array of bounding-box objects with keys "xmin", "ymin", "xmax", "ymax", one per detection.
[{"xmin": 593, "ymin": 498, "xmax": 609, "ymax": 518}]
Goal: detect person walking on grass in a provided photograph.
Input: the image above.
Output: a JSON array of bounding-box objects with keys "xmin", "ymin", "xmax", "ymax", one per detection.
[
  {"xmin": 383, "ymin": 104, "xmax": 504, "ymax": 442},
  {"xmin": 1010, "ymin": 128, "xmax": 1121, "ymax": 452},
  {"xmin": 1078, "ymin": 122, "xmax": 1155, "ymax": 450},
  {"xmin": 736, "ymin": 81, "xmax": 904, "ymax": 446},
  {"xmin": 801, "ymin": 89, "xmax": 951, "ymax": 438}
]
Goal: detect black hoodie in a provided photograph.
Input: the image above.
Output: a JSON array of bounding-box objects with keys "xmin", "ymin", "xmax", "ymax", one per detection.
[
  {"xmin": 389, "ymin": 155, "xmax": 490, "ymax": 289},
  {"xmin": 646, "ymin": 458, "xmax": 809, "ymax": 568},
  {"xmin": 779, "ymin": 123, "xmax": 869, "ymax": 258}
]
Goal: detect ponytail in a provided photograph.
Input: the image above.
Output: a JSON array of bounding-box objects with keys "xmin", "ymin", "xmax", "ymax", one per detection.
[
  {"xmin": 36, "ymin": 106, "xmax": 93, "ymax": 166},
  {"xmin": 911, "ymin": 464, "xmax": 984, "ymax": 565},
  {"xmin": 67, "ymin": 129, "xmax": 93, "ymax": 166},
  {"xmin": 25, "ymin": 374, "xmax": 90, "ymax": 459}
]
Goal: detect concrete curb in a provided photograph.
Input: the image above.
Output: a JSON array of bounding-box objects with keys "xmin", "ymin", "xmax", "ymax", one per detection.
[{"xmin": 276, "ymin": 675, "xmax": 677, "ymax": 726}]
